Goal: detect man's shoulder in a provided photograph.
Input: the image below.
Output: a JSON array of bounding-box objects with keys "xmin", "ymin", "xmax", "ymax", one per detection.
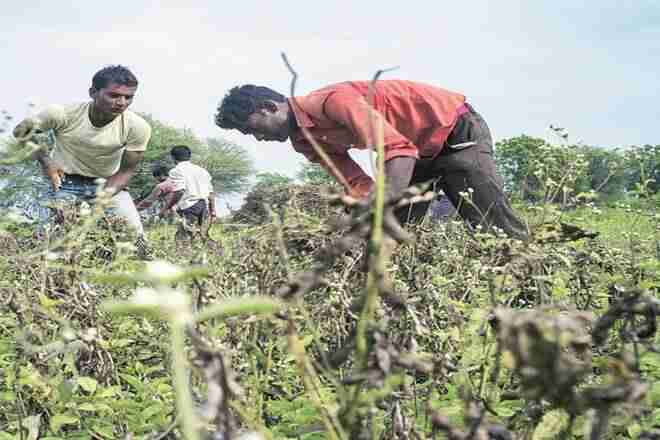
[
  {"xmin": 294, "ymin": 84, "xmax": 356, "ymax": 122},
  {"xmin": 38, "ymin": 102, "xmax": 87, "ymax": 123},
  {"xmin": 123, "ymin": 110, "xmax": 152, "ymax": 134},
  {"xmin": 189, "ymin": 162, "xmax": 210, "ymax": 175}
]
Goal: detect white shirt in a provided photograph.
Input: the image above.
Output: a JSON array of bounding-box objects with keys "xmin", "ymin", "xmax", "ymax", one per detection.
[{"xmin": 169, "ymin": 161, "xmax": 214, "ymax": 210}]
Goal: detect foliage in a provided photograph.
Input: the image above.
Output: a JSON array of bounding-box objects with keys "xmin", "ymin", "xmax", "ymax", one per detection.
[
  {"xmin": 296, "ymin": 162, "xmax": 336, "ymax": 185},
  {"xmin": 130, "ymin": 115, "xmax": 254, "ymax": 199},
  {"xmin": 195, "ymin": 137, "xmax": 254, "ymax": 195},
  {"xmin": 495, "ymin": 133, "xmax": 659, "ymax": 203},
  {"xmin": 254, "ymin": 172, "xmax": 294, "ymax": 188},
  {"xmin": 0, "ymin": 184, "xmax": 658, "ymax": 439},
  {"xmin": 624, "ymin": 144, "xmax": 660, "ymax": 195}
]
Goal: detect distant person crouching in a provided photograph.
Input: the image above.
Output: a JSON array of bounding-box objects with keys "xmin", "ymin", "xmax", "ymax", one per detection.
[
  {"xmin": 159, "ymin": 145, "xmax": 216, "ymax": 245},
  {"xmin": 136, "ymin": 165, "xmax": 176, "ymax": 215}
]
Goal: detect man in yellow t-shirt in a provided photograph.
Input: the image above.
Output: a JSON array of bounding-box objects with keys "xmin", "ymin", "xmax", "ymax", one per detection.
[{"xmin": 13, "ymin": 65, "xmax": 152, "ymax": 257}]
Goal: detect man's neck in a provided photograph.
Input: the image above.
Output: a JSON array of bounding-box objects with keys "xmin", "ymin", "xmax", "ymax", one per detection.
[{"xmin": 88, "ymin": 103, "xmax": 119, "ymax": 128}]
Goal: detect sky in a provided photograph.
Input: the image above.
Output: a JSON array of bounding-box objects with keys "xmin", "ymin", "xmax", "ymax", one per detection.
[{"xmin": 2, "ymin": 0, "xmax": 659, "ymax": 185}]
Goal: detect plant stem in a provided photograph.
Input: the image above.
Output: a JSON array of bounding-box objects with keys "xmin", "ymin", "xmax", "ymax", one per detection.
[{"xmin": 171, "ymin": 319, "xmax": 199, "ymax": 440}]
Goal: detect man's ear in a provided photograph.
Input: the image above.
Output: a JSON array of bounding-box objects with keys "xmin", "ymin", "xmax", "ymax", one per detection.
[{"xmin": 89, "ymin": 87, "xmax": 98, "ymax": 99}]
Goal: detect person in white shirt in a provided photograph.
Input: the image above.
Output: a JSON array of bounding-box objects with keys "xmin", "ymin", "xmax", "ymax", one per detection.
[
  {"xmin": 160, "ymin": 145, "xmax": 216, "ymax": 244},
  {"xmin": 12, "ymin": 65, "xmax": 153, "ymax": 259}
]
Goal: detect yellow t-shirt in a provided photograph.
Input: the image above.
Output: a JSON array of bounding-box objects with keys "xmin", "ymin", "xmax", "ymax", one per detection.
[{"xmin": 35, "ymin": 102, "xmax": 151, "ymax": 178}]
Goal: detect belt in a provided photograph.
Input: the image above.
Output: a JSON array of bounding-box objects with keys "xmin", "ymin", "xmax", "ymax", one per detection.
[
  {"xmin": 63, "ymin": 173, "xmax": 99, "ymax": 185},
  {"xmin": 419, "ymin": 103, "xmax": 475, "ymax": 159},
  {"xmin": 456, "ymin": 103, "xmax": 470, "ymax": 117}
]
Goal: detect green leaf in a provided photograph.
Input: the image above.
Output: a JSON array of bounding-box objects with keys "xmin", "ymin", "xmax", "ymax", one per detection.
[
  {"xmin": 97, "ymin": 385, "xmax": 121, "ymax": 398},
  {"xmin": 0, "ymin": 432, "xmax": 15, "ymax": 440},
  {"xmin": 57, "ymin": 380, "xmax": 75, "ymax": 402},
  {"xmin": 77, "ymin": 376, "xmax": 97, "ymax": 394},
  {"xmin": 38, "ymin": 293, "xmax": 63, "ymax": 310},
  {"xmin": 22, "ymin": 414, "xmax": 41, "ymax": 440},
  {"xmin": 90, "ymin": 425, "xmax": 115, "ymax": 439},
  {"xmin": 627, "ymin": 423, "xmax": 642, "ymax": 438},
  {"xmin": 532, "ymin": 409, "xmax": 569, "ymax": 440},
  {"xmin": 141, "ymin": 403, "xmax": 165, "ymax": 419},
  {"xmin": 50, "ymin": 414, "xmax": 79, "ymax": 432},
  {"xmin": 77, "ymin": 402, "xmax": 96, "ymax": 412},
  {"xmin": 119, "ymin": 373, "xmax": 143, "ymax": 391}
]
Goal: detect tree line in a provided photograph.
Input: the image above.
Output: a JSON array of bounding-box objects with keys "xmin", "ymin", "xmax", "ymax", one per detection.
[{"xmin": 495, "ymin": 133, "xmax": 659, "ymax": 205}]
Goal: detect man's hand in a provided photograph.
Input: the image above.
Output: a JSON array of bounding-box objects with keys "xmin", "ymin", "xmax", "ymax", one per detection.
[
  {"xmin": 13, "ymin": 118, "xmax": 39, "ymax": 140},
  {"xmin": 104, "ymin": 150, "xmax": 144, "ymax": 196},
  {"xmin": 42, "ymin": 162, "xmax": 65, "ymax": 192},
  {"xmin": 159, "ymin": 207, "xmax": 173, "ymax": 218},
  {"xmin": 207, "ymin": 194, "xmax": 216, "ymax": 224}
]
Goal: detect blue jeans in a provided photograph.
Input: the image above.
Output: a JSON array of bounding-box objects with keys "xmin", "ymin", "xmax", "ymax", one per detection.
[{"xmin": 42, "ymin": 177, "xmax": 144, "ymax": 234}]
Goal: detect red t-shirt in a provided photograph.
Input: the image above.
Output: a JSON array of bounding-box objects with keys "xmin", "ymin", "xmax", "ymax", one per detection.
[{"xmin": 289, "ymin": 80, "xmax": 467, "ymax": 197}]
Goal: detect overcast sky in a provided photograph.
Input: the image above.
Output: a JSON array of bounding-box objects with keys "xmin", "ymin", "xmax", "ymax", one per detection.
[{"xmin": 2, "ymin": 1, "xmax": 659, "ymax": 181}]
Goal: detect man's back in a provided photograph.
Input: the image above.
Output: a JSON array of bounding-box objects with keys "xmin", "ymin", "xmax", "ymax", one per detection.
[{"xmin": 169, "ymin": 161, "xmax": 213, "ymax": 210}]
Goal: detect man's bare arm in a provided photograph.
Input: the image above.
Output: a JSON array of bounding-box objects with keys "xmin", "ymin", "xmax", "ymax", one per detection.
[
  {"xmin": 136, "ymin": 185, "xmax": 162, "ymax": 211},
  {"xmin": 208, "ymin": 192, "xmax": 216, "ymax": 220},
  {"xmin": 104, "ymin": 150, "xmax": 144, "ymax": 195},
  {"xmin": 13, "ymin": 118, "xmax": 65, "ymax": 191},
  {"xmin": 160, "ymin": 190, "xmax": 183, "ymax": 216},
  {"xmin": 383, "ymin": 156, "xmax": 416, "ymax": 199}
]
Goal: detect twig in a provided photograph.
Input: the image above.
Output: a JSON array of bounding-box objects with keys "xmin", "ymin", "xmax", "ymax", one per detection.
[{"xmin": 280, "ymin": 53, "xmax": 352, "ymax": 193}]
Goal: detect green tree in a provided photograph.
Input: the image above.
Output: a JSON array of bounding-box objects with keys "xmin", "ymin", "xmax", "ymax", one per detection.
[
  {"xmin": 296, "ymin": 162, "xmax": 336, "ymax": 185},
  {"xmin": 578, "ymin": 146, "xmax": 627, "ymax": 199},
  {"xmin": 494, "ymin": 135, "xmax": 547, "ymax": 199},
  {"xmin": 254, "ymin": 172, "xmax": 293, "ymax": 188},
  {"xmin": 495, "ymin": 134, "xmax": 629, "ymax": 203},
  {"xmin": 129, "ymin": 115, "xmax": 253, "ymax": 198},
  {"xmin": 624, "ymin": 144, "xmax": 660, "ymax": 195},
  {"xmin": 196, "ymin": 137, "xmax": 254, "ymax": 195}
]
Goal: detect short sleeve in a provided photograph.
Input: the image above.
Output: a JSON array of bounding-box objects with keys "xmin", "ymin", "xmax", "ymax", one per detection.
[
  {"xmin": 168, "ymin": 167, "xmax": 186, "ymax": 192},
  {"xmin": 125, "ymin": 114, "xmax": 152, "ymax": 152},
  {"xmin": 34, "ymin": 105, "xmax": 67, "ymax": 132}
]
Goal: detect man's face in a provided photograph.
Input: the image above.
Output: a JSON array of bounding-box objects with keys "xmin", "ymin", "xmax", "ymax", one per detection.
[
  {"xmin": 244, "ymin": 103, "xmax": 289, "ymax": 142},
  {"xmin": 91, "ymin": 82, "xmax": 137, "ymax": 116}
]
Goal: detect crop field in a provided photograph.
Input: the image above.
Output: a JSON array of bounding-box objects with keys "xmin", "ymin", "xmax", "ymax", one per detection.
[{"xmin": 0, "ymin": 180, "xmax": 658, "ymax": 440}]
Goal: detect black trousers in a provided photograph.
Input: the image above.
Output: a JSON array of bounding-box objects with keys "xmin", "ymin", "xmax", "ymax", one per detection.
[
  {"xmin": 176, "ymin": 199, "xmax": 211, "ymax": 242},
  {"xmin": 396, "ymin": 105, "xmax": 528, "ymax": 240}
]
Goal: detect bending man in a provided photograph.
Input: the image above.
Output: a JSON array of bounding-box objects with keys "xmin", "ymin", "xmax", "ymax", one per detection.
[
  {"xmin": 13, "ymin": 65, "xmax": 152, "ymax": 257},
  {"xmin": 159, "ymin": 145, "xmax": 216, "ymax": 244},
  {"xmin": 215, "ymin": 81, "xmax": 527, "ymax": 239}
]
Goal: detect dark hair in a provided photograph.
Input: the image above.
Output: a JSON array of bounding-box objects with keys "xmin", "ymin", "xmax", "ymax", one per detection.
[
  {"xmin": 152, "ymin": 164, "xmax": 170, "ymax": 178},
  {"xmin": 215, "ymin": 85, "xmax": 286, "ymax": 131},
  {"xmin": 92, "ymin": 65, "xmax": 138, "ymax": 90},
  {"xmin": 170, "ymin": 145, "xmax": 192, "ymax": 162}
]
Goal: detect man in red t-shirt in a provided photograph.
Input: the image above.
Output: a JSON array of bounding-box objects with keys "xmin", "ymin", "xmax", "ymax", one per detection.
[{"xmin": 215, "ymin": 80, "xmax": 527, "ymax": 239}]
